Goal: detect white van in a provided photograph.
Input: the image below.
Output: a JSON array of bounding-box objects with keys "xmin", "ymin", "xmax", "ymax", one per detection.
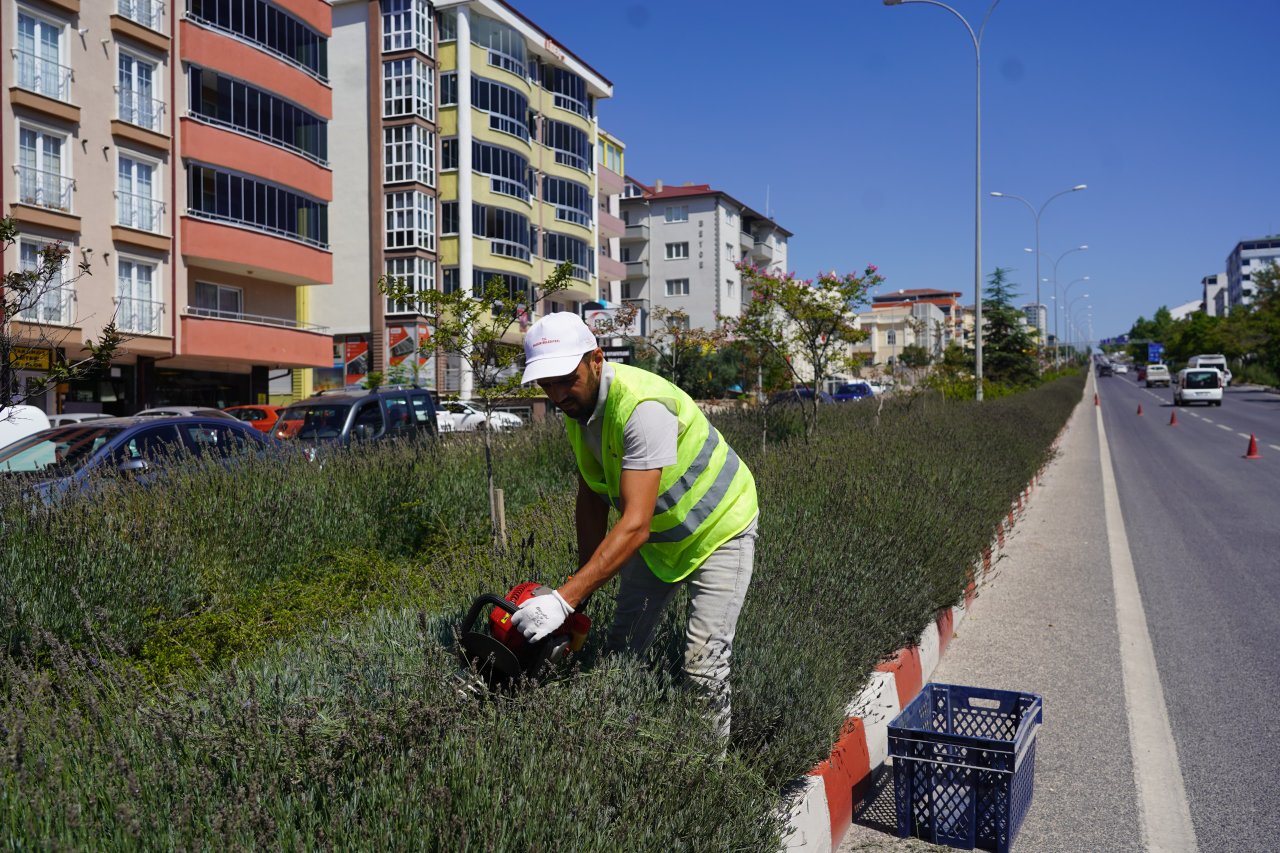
[
  {"xmin": 1174, "ymin": 368, "xmax": 1223, "ymax": 406},
  {"xmin": 1187, "ymin": 354, "xmax": 1231, "ymax": 386},
  {"xmin": 0, "ymin": 405, "xmax": 52, "ymax": 451}
]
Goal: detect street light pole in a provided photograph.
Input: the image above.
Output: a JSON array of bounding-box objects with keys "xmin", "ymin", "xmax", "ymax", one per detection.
[
  {"xmin": 989, "ymin": 184, "xmax": 1086, "ymax": 363},
  {"xmin": 1049, "ymin": 245, "xmax": 1088, "ymax": 365},
  {"xmin": 885, "ymin": 0, "xmax": 1001, "ymax": 400},
  {"xmin": 1066, "ymin": 295, "xmax": 1090, "ymax": 357}
]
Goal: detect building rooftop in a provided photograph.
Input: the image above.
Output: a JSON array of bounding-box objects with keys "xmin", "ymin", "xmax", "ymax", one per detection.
[{"xmin": 621, "ymin": 178, "xmax": 795, "ymax": 237}]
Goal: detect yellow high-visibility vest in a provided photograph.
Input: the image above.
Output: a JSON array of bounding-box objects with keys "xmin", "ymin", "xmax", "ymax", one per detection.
[{"xmin": 565, "ymin": 363, "xmax": 758, "ymax": 582}]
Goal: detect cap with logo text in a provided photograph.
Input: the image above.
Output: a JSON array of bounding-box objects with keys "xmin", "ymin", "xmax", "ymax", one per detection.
[{"xmin": 521, "ymin": 312, "xmax": 599, "ymax": 384}]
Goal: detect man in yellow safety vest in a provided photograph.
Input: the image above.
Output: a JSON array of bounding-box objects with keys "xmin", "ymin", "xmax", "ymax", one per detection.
[{"xmin": 511, "ymin": 312, "xmax": 759, "ymax": 738}]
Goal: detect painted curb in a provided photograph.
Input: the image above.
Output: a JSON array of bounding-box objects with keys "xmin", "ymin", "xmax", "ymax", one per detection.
[{"xmin": 781, "ymin": 474, "xmax": 1042, "ymax": 851}]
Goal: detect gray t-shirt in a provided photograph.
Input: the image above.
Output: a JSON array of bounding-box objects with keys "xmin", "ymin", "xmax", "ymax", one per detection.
[{"xmin": 579, "ymin": 363, "xmax": 678, "ymax": 470}]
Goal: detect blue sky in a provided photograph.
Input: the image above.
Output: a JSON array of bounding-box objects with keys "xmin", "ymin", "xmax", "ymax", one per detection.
[{"xmin": 538, "ymin": 0, "xmax": 1280, "ymax": 342}]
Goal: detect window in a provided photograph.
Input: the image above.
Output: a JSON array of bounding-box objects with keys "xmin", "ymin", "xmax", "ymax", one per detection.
[
  {"xmin": 441, "ymin": 201, "xmax": 458, "ymax": 235},
  {"xmin": 539, "ymin": 64, "xmax": 589, "ymax": 118},
  {"xmin": 543, "ymin": 232, "xmax": 593, "ymax": 281},
  {"xmin": 472, "ymin": 269, "xmax": 528, "ymax": 302},
  {"xmin": 385, "ymin": 256, "xmax": 435, "ymax": 314},
  {"xmin": 17, "ymin": 124, "xmax": 70, "ymax": 212},
  {"xmin": 664, "ymin": 205, "xmax": 688, "ymax": 223},
  {"xmin": 188, "ymin": 67, "xmax": 328, "ymax": 164},
  {"xmin": 443, "ymin": 267, "xmax": 460, "ymax": 294},
  {"xmin": 472, "ymin": 140, "xmax": 531, "ymax": 201},
  {"xmin": 473, "ymin": 205, "xmax": 530, "ymax": 261},
  {"xmin": 118, "ymin": 0, "xmax": 165, "ymax": 31},
  {"xmin": 385, "ymin": 191, "xmax": 435, "ymax": 250},
  {"xmin": 665, "ymin": 242, "xmax": 689, "ymax": 260},
  {"xmin": 542, "ymin": 119, "xmax": 591, "ymax": 172},
  {"xmin": 542, "ymin": 176, "xmax": 592, "ymax": 227},
  {"xmin": 384, "ymin": 124, "xmax": 434, "ymax": 186},
  {"xmin": 471, "ymin": 76, "xmax": 530, "ymax": 141},
  {"xmin": 117, "ymin": 257, "xmax": 162, "ymax": 334},
  {"xmin": 887, "ymin": 330, "xmax": 897, "ymax": 346},
  {"xmin": 186, "ymin": 164, "xmax": 329, "ymax": 247},
  {"xmin": 665, "ymin": 278, "xmax": 690, "ymax": 297},
  {"xmin": 471, "ymin": 14, "xmax": 525, "ymax": 77},
  {"xmin": 441, "ymin": 138, "xmax": 458, "ymax": 170},
  {"xmin": 180, "ymin": 424, "xmax": 251, "ymax": 458},
  {"xmin": 119, "ymin": 51, "xmax": 162, "ymax": 132},
  {"xmin": 383, "ymin": 58, "xmax": 433, "ymax": 120},
  {"xmin": 194, "ymin": 282, "xmax": 243, "ymax": 318},
  {"xmin": 186, "ymin": 0, "xmax": 327, "ymax": 80},
  {"xmin": 382, "ymin": 0, "xmax": 432, "ymax": 55},
  {"xmin": 18, "ymin": 240, "xmax": 72, "ymax": 325},
  {"xmin": 117, "ymin": 154, "xmax": 162, "ymax": 232},
  {"xmin": 16, "ymin": 10, "xmax": 68, "ymax": 101}
]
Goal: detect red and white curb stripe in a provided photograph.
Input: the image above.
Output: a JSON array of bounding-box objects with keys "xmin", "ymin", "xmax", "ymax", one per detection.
[{"xmin": 782, "ymin": 476, "xmax": 1040, "ymax": 851}]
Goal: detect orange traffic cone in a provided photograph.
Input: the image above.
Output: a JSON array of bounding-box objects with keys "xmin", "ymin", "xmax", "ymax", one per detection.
[
  {"xmin": 1169, "ymin": 409, "xmax": 1179, "ymax": 426},
  {"xmin": 1137, "ymin": 404, "xmax": 1143, "ymax": 416},
  {"xmin": 1245, "ymin": 434, "xmax": 1262, "ymax": 459}
]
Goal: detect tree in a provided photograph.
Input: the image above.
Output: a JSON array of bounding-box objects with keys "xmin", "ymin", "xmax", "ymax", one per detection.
[
  {"xmin": 899, "ymin": 343, "xmax": 932, "ymax": 369},
  {"xmin": 592, "ymin": 303, "xmax": 726, "ymax": 393},
  {"xmin": 724, "ymin": 262, "xmax": 880, "ymax": 439},
  {"xmin": 379, "ymin": 261, "xmax": 573, "ymax": 544},
  {"xmin": 2, "ymin": 217, "xmax": 123, "ymax": 418},
  {"xmin": 981, "ymin": 267, "xmax": 1038, "ymax": 387}
]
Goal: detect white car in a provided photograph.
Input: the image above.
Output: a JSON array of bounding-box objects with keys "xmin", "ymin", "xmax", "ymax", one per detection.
[
  {"xmin": 0, "ymin": 405, "xmax": 51, "ymax": 452},
  {"xmin": 48, "ymin": 412, "xmax": 114, "ymax": 427},
  {"xmin": 438, "ymin": 401, "xmax": 524, "ymax": 432},
  {"xmin": 1113, "ymin": 364, "xmax": 1129, "ymax": 375},
  {"xmin": 1173, "ymin": 368, "xmax": 1223, "ymax": 407}
]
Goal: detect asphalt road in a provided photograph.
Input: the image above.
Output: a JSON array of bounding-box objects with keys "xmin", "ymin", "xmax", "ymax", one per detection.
[
  {"xmin": 841, "ymin": 374, "xmax": 1279, "ymax": 853},
  {"xmin": 1099, "ymin": 374, "xmax": 1280, "ymax": 853}
]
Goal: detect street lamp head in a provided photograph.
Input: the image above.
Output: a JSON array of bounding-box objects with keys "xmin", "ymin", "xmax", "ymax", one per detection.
[
  {"xmin": 1079, "ymin": 244, "xmax": 1089, "ymax": 250},
  {"xmin": 1072, "ymin": 184, "xmax": 1087, "ymax": 191},
  {"xmin": 1023, "ymin": 247, "xmax": 1033, "ymax": 253},
  {"xmin": 990, "ymin": 191, "xmax": 1004, "ymax": 197},
  {"xmin": 883, "ymin": 0, "xmax": 905, "ymax": 5}
]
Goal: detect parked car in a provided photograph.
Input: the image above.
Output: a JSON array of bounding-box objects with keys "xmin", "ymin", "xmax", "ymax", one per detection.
[
  {"xmin": 0, "ymin": 416, "xmax": 275, "ymax": 501},
  {"xmin": 224, "ymin": 404, "xmax": 286, "ymax": 433},
  {"xmin": 47, "ymin": 412, "xmax": 114, "ymax": 427},
  {"xmin": 769, "ymin": 387, "xmax": 836, "ymax": 406},
  {"xmin": 832, "ymin": 382, "xmax": 874, "ymax": 402},
  {"xmin": 1144, "ymin": 364, "xmax": 1171, "ymax": 388},
  {"xmin": 0, "ymin": 405, "xmax": 52, "ymax": 452},
  {"xmin": 1173, "ymin": 368, "xmax": 1223, "ymax": 407},
  {"xmin": 272, "ymin": 387, "xmax": 438, "ymax": 446},
  {"xmin": 437, "ymin": 400, "xmax": 524, "ymax": 432},
  {"xmin": 134, "ymin": 406, "xmax": 239, "ymax": 421}
]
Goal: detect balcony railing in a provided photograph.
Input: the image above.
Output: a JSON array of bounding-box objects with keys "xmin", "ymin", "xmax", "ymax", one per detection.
[
  {"xmin": 15, "ymin": 165, "xmax": 74, "ymax": 213},
  {"xmin": 118, "ymin": 0, "xmax": 166, "ymax": 31},
  {"xmin": 184, "ymin": 305, "xmax": 329, "ymax": 332},
  {"xmin": 622, "ymin": 223, "xmax": 649, "ymax": 242},
  {"xmin": 118, "ymin": 92, "xmax": 167, "ymax": 133},
  {"xmin": 12, "ymin": 49, "xmax": 72, "ymax": 102},
  {"xmin": 19, "ymin": 286, "xmax": 75, "ymax": 326},
  {"xmin": 114, "ymin": 296, "xmax": 165, "ymax": 335},
  {"xmin": 185, "ymin": 209, "xmax": 329, "ymax": 250},
  {"xmin": 625, "ymin": 259, "xmax": 649, "ymax": 280},
  {"xmin": 117, "ymin": 191, "xmax": 166, "ymax": 232}
]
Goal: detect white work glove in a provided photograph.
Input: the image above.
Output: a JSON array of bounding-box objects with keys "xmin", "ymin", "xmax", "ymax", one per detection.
[{"xmin": 510, "ymin": 590, "xmax": 574, "ymax": 643}]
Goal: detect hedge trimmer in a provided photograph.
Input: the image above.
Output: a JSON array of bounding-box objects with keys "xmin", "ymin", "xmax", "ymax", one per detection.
[{"xmin": 456, "ymin": 582, "xmax": 591, "ymax": 693}]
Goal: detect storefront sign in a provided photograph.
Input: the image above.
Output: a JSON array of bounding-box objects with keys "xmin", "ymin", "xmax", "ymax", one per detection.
[
  {"xmin": 602, "ymin": 346, "xmax": 634, "ymax": 365},
  {"xmin": 9, "ymin": 347, "xmax": 52, "ymax": 371}
]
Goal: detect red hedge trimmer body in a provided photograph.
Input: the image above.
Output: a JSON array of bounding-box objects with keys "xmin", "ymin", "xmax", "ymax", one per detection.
[{"xmin": 457, "ymin": 582, "xmax": 591, "ymax": 691}]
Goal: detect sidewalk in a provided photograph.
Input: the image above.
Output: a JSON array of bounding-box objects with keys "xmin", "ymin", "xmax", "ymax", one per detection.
[{"xmin": 837, "ymin": 381, "xmax": 1143, "ymax": 851}]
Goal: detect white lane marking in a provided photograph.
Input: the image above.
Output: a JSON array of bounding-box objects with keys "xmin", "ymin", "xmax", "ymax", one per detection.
[
  {"xmin": 1203, "ymin": 418, "xmax": 1215, "ymax": 423},
  {"xmin": 1238, "ymin": 433, "xmax": 1251, "ymax": 439},
  {"xmin": 1217, "ymin": 424, "xmax": 1232, "ymax": 432},
  {"xmin": 1189, "ymin": 413, "xmax": 1202, "ymax": 419},
  {"xmin": 1096, "ymin": 397, "xmax": 1201, "ymax": 853},
  {"xmin": 1270, "ymin": 444, "xmax": 1280, "ymax": 452}
]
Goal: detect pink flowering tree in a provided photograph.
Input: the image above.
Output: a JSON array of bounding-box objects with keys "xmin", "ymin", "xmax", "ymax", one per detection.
[{"xmin": 723, "ymin": 261, "xmax": 881, "ymax": 439}]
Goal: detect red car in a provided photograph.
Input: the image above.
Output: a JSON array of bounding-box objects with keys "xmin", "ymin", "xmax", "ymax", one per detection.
[
  {"xmin": 1136, "ymin": 367, "xmax": 1148, "ymax": 382},
  {"xmin": 223, "ymin": 405, "xmax": 286, "ymax": 433}
]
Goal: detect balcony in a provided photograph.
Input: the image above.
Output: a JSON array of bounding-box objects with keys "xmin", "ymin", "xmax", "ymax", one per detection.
[
  {"xmin": 12, "ymin": 49, "xmax": 72, "ymax": 102},
  {"xmin": 117, "ymin": 191, "xmax": 165, "ymax": 234},
  {"xmin": 182, "ymin": 216, "xmax": 332, "ymax": 287},
  {"xmin": 622, "ymin": 223, "xmax": 649, "ymax": 243},
  {"xmin": 625, "ymin": 259, "xmax": 649, "ymax": 280},
  {"xmin": 739, "ymin": 230, "xmax": 754, "ymax": 251},
  {"xmin": 599, "ymin": 253, "xmax": 626, "ymax": 281},
  {"xmin": 15, "ymin": 166, "xmax": 74, "ymax": 213},
  {"xmin": 19, "ymin": 286, "xmax": 75, "ymax": 327},
  {"xmin": 752, "ymin": 240, "xmax": 775, "ymax": 263},
  {"xmin": 598, "ymin": 208, "xmax": 625, "ymax": 240},
  {"xmin": 117, "ymin": 0, "xmax": 165, "ymax": 31},
  {"xmin": 180, "ymin": 308, "xmax": 332, "ymax": 367},
  {"xmin": 114, "ymin": 296, "xmax": 165, "ymax": 335},
  {"xmin": 118, "ymin": 92, "xmax": 166, "ymax": 135},
  {"xmin": 597, "ymin": 164, "xmax": 624, "ymax": 197}
]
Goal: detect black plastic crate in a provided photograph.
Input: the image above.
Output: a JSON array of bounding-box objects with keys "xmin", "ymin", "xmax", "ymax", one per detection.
[{"xmin": 888, "ymin": 683, "xmax": 1043, "ymax": 853}]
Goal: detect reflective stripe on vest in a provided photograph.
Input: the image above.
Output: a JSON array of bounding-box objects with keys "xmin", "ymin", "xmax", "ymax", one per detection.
[
  {"xmin": 648, "ymin": 444, "xmax": 741, "ymax": 543},
  {"xmin": 653, "ymin": 428, "xmax": 720, "ymax": 515}
]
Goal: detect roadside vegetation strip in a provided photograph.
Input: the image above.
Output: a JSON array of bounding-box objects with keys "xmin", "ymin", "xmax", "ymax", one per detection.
[{"xmin": 0, "ymin": 373, "xmax": 1083, "ymax": 847}]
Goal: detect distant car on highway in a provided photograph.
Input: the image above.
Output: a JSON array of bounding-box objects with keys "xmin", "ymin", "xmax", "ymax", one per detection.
[
  {"xmin": 1144, "ymin": 365, "xmax": 1171, "ymax": 388},
  {"xmin": 1113, "ymin": 363, "xmax": 1129, "ymax": 375}
]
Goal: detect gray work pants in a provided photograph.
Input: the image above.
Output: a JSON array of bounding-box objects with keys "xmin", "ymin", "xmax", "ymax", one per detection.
[{"xmin": 605, "ymin": 515, "xmax": 758, "ymax": 739}]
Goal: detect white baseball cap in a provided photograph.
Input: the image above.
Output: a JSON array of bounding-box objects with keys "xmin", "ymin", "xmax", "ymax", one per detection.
[{"xmin": 521, "ymin": 312, "xmax": 599, "ymax": 383}]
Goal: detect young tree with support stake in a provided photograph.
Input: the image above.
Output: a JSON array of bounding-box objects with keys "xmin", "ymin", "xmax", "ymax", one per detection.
[
  {"xmin": 379, "ymin": 261, "xmax": 572, "ymax": 545},
  {"xmin": 1, "ymin": 217, "xmax": 123, "ymax": 420},
  {"xmin": 724, "ymin": 261, "xmax": 880, "ymax": 441}
]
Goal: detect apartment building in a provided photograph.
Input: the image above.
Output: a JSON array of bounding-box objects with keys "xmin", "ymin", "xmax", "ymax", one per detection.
[
  {"xmin": 324, "ymin": 0, "xmax": 612, "ymax": 396},
  {"xmin": 618, "ymin": 178, "xmax": 790, "ymax": 333},
  {"xmin": 3, "ymin": 0, "xmax": 335, "ymax": 414},
  {"xmin": 1201, "ymin": 272, "xmax": 1226, "ymax": 317},
  {"xmin": 1021, "ymin": 302, "xmax": 1047, "ymax": 341},
  {"xmin": 1225, "ymin": 236, "xmax": 1280, "ymax": 311}
]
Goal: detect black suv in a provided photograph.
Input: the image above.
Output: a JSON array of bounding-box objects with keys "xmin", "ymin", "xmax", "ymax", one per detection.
[{"xmin": 273, "ymin": 386, "xmax": 439, "ymax": 446}]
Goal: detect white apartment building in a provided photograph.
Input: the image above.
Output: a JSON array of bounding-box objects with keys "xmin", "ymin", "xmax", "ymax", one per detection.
[
  {"xmin": 1202, "ymin": 273, "xmax": 1226, "ymax": 317},
  {"xmin": 618, "ymin": 179, "xmax": 791, "ymax": 332},
  {"xmin": 1226, "ymin": 236, "xmax": 1280, "ymax": 310}
]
